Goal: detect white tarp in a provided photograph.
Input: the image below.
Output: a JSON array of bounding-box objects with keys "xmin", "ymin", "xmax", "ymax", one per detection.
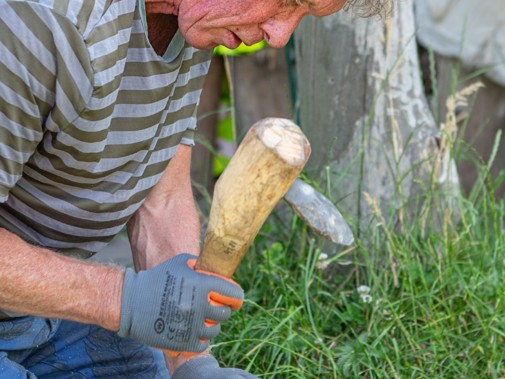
[{"xmin": 414, "ymin": 0, "xmax": 505, "ymax": 86}]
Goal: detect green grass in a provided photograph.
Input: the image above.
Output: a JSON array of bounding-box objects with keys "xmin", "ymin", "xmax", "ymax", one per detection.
[
  {"xmin": 208, "ymin": 167, "xmax": 505, "ymax": 378},
  {"xmin": 194, "ymin": 42, "xmax": 505, "ymax": 377}
]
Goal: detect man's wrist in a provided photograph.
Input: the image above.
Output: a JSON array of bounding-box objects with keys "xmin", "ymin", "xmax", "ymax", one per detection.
[{"xmin": 95, "ymin": 266, "xmax": 125, "ymax": 331}]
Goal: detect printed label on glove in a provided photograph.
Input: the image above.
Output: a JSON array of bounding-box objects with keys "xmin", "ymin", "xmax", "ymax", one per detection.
[{"xmin": 154, "ymin": 272, "xmax": 196, "ymax": 343}]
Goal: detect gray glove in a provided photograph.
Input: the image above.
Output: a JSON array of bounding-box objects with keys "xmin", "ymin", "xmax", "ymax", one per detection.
[
  {"xmin": 172, "ymin": 356, "xmax": 259, "ymax": 379},
  {"xmin": 118, "ymin": 253, "xmax": 243, "ymax": 353}
]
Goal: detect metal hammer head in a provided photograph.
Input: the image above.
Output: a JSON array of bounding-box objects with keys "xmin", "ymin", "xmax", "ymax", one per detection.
[{"xmin": 283, "ymin": 178, "xmax": 354, "ymax": 245}]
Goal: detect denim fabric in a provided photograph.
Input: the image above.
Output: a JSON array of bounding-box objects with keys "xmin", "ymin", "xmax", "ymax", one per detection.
[{"xmin": 0, "ymin": 317, "xmax": 169, "ymax": 378}]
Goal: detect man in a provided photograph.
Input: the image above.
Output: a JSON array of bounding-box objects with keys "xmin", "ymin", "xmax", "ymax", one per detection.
[{"xmin": 0, "ymin": 0, "xmax": 387, "ymax": 377}]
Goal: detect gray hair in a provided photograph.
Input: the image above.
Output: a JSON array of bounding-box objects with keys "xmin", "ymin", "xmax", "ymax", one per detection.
[
  {"xmin": 344, "ymin": 0, "xmax": 393, "ymax": 17},
  {"xmin": 287, "ymin": 0, "xmax": 393, "ymax": 18}
]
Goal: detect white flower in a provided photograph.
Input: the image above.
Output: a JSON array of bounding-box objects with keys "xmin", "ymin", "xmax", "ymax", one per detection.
[
  {"xmin": 361, "ymin": 294, "xmax": 373, "ymax": 304},
  {"xmin": 357, "ymin": 285, "xmax": 371, "ymax": 295},
  {"xmin": 316, "ymin": 252, "xmax": 330, "ymax": 270},
  {"xmin": 357, "ymin": 285, "xmax": 372, "ymax": 304}
]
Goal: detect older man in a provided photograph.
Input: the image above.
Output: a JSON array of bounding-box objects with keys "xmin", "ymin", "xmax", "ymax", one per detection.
[{"xmin": 0, "ymin": 0, "xmax": 387, "ymax": 377}]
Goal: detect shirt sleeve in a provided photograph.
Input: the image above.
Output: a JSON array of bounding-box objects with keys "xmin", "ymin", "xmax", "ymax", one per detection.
[
  {"xmin": 0, "ymin": 2, "xmax": 93, "ymax": 201},
  {"xmin": 180, "ymin": 106, "xmax": 199, "ymax": 147}
]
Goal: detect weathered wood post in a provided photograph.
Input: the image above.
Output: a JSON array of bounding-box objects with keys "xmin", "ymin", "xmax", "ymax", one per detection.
[{"xmin": 294, "ymin": 0, "xmax": 458, "ymax": 235}]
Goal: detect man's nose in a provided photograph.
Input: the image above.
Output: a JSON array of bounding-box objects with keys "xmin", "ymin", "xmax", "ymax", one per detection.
[{"xmin": 260, "ymin": 16, "xmax": 303, "ymax": 48}]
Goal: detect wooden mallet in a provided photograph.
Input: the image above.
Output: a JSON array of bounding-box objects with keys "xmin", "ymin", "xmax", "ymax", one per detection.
[{"xmin": 195, "ymin": 117, "xmax": 311, "ymax": 277}]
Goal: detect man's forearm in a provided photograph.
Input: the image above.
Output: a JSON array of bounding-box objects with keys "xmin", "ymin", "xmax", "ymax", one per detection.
[
  {"xmin": 127, "ymin": 187, "xmax": 200, "ymax": 269},
  {"xmin": 0, "ymin": 228, "xmax": 123, "ymax": 331},
  {"xmin": 127, "ymin": 145, "xmax": 200, "ymax": 270}
]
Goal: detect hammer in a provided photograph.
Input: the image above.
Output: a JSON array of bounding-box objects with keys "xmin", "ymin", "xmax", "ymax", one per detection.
[{"xmin": 195, "ymin": 117, "xmax": 353, "ymax": 277}]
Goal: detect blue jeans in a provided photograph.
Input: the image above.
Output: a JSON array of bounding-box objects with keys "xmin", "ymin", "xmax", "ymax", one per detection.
[{"xmin": 0, "ymin": 317, "xmax": 169, "ymax": 378}]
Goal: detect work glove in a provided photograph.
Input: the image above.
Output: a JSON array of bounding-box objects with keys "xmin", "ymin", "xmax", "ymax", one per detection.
[
  {"xmin": 172, "ymin": 356, "xmax": 259, "ymax": 379},
  {"xmin": 118, "ymin": 253, "xmax": 243, "ymax": 353}
]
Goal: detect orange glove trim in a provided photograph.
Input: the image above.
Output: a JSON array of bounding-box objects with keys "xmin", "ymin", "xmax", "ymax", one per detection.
[{"xmin": 187, "ymin": 259, "xmax": 244, "ymax": 311}]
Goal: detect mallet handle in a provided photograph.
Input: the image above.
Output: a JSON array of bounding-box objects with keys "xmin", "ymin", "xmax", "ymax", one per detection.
[{"xmin": 195, "ymin": 118, "xmax": 311, "ymax": 277}]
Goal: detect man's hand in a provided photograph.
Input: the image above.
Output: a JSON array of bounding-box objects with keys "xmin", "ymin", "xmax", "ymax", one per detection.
[
  {"xmin": 172, "ymin": 356, "xmax": 259, "ymax": 379},
  {"xmin": 118, "ymin": 253, "xmax": 243, "ymax": 352}
]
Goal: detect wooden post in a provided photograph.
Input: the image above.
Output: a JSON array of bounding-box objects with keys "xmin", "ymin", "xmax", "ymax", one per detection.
[{"xmin": 294, "ymin": 0, "xmax": 458, "ymax": 232}]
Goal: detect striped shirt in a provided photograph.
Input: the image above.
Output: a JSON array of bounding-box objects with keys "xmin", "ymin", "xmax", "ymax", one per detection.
[{"xmin": 0, "ymin": 0, "xmax": 212, "ymax": 258}]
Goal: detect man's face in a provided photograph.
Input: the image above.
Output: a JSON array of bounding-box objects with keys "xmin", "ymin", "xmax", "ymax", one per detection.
[{"xmin": 177, "ymin": 0, "xmax": 347, "ymax": 50}]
